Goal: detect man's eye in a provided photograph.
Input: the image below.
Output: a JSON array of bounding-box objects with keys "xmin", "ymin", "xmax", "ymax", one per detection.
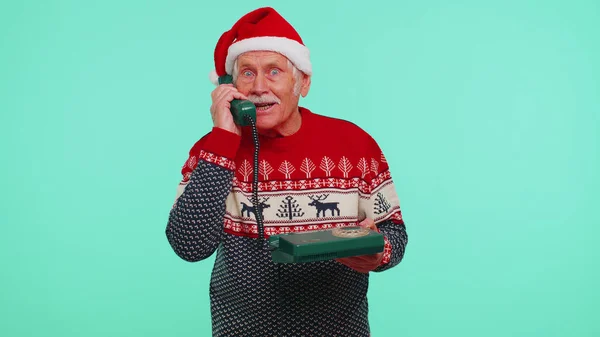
[
  {"xmin": 243, "ymin": 71, "xmax": 253, "ymax": 77},
  {"xmin": 270, "ymin": 69, "xmax": 279, "ymax": 76}
]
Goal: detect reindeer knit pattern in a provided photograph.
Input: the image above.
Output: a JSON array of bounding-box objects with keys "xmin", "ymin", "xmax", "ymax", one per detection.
[{"xmin": 166, "ymin": 107, "xmax": 408, "ymax": 337}]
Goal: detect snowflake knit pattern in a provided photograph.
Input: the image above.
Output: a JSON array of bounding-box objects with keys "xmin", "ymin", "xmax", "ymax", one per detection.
[{"xmin": 166, "ymin": 107, "xmax": 408, "ymax": 337}]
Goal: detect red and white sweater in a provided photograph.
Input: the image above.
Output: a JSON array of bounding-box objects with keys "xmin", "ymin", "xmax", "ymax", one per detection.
[{"xmin": 166, "ymin": 107, "xmax": 408, "ymax": 337}]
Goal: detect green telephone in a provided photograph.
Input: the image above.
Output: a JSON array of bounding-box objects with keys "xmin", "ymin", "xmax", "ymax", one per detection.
[
  {"xmin": 218, "ymin": 74, "xmax": 256, "ymax": 126},
  {"xmin": 268, "ymin": 226, "xmax": 385, "ymax": 263}
]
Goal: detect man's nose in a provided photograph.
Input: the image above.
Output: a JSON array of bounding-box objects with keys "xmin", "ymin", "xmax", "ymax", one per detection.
[{"xmin": 250, "ymin": 73, "xmax": 269, "ymax": 95}]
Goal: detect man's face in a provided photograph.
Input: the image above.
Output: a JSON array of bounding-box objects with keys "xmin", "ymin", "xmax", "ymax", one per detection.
[{"xmin": 234, "ymin": 51, "xmax": 309, "ymax": 135}]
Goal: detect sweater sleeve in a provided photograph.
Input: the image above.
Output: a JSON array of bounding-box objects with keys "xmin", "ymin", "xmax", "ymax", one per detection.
[
  {"xmin": 165, "ymin": 127, "xmax": 241, "ymax": 262},
  {"xmin": 358, "ymin": 135, "xmax": 408, "ymax": 272},
  {"xmin": 373, "ymin": 219, "xmax": 408, "ymax": 272}
]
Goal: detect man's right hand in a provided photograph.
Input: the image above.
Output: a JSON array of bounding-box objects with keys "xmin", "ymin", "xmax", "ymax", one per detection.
[{"xmin": 210, "ymin": 84, "xmax": 247, "ymax": 136}]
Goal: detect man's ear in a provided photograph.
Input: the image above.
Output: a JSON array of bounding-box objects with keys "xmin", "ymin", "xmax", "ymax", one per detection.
[{"xmin": 300, "ymin": 74, "xmax": 311, "ymax": 97}]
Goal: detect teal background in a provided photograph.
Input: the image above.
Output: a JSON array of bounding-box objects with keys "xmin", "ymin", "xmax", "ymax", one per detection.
[{"xmin": 1, "ymin": 0, "xmax": 599, "ymax": 336}]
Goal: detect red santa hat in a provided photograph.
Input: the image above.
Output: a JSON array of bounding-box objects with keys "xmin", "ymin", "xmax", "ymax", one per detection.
[{"xmin": 209, "ymin": 7, "xmax": 312, "ymax": 85}]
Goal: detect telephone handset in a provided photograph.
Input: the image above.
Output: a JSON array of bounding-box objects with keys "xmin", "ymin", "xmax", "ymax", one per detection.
[
  {"xmin": 217, "ymin": 74, "xmax": 265, "ymax": 244},
  {"xmin": 218, "ymin": 74, "xmax": 256, "ymax": 126}
]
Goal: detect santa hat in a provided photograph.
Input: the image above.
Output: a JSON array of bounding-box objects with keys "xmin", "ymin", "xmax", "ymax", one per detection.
[{"xmin": 209, "ymin": 7, "xmax": 312, "ymax": 85}]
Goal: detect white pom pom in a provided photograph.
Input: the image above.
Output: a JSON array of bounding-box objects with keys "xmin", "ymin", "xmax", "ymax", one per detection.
[{"xmin": 209, "ymin": 69, "xmax": 219, "ymax": 86}]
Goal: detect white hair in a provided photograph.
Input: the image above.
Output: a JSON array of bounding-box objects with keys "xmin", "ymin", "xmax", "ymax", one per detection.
[{"xmin": 232, "ymin": 59, "xmax": 304, "ymax": 96}]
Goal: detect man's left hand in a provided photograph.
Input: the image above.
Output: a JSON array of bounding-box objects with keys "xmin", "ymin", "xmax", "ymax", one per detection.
[{"xmin": 335, "ymin": 218, "xmax": 384, "ymax": 273}]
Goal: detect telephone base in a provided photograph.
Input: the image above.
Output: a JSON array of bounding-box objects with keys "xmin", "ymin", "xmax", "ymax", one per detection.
[{"xmin": 268, "ymin": 226, "xmax": 385, "ymax": 263}]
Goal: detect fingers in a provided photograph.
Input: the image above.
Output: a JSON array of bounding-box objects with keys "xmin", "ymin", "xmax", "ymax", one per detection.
[
  {"xmin": 213, "ymin": 84, "xmax": 248, "ymax": 103},
  {"xmin": 214, "ymin": 86, "xmax": 234, "ymax": 103},
  {"xmin": 210, "ymin": 83, "xmax": 233, "ymax": 98},
  {"xmin": 359, "ymin": 218, "xmax": 374, "ymax": 226},
  {"xmin": 336, "ymin": 258, "xmax": 374, "ymax": 274},
  {"xmin": 359, "ymin": 218, "xmax": 376, "ymax": 231},
  {"xmin": 337, "ymin": 253, "xmax": 381, "ymax": 264},
  {"xmin": 211, "ymin": 85, "xmax": 249, "ymax": 120},
  {"xmin": 209, "ymin": 84, "xmax": 246, "ymax": 135}
]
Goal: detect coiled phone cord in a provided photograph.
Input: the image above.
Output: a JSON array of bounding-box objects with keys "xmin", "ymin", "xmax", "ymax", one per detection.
[
  {"xmin": 218, "ymin": 74, "xmax": 265, "ymax": 245},
  {"xmin": 247, "ymin": 116, "xmax": 281, "ymax": 329},
  {"xmin": 245, "ymin": 115, "xmax": 266, "ymax": 245}
]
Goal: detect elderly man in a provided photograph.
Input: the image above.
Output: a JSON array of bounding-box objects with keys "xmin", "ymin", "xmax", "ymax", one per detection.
[{"xmin": 166, "ymin": 7, "xmax": 408, "ymax": 337}]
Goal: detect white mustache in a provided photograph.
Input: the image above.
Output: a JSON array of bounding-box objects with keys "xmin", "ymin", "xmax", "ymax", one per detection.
[{"xmin": 247, "ymin": 95, "xmax": 281, "ymax": 104}]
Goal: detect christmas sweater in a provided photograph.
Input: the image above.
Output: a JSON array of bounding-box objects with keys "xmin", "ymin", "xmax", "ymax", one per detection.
[{"xmin": 166, "ymin": 107, "xmax": 408, "ymax": 337}]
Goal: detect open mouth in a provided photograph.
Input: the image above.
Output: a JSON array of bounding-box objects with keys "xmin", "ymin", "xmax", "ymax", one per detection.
[{"xmin": 254, "ymin": 102, "xmax": 277, "ymax": 112}]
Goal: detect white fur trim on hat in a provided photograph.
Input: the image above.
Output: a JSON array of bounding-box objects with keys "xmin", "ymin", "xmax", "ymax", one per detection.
[
  {"xmin": 209, "ymin": 69, "xmax": 219, "ymax": 85},
  {"xmin": 225, "ymin": 36, "xmax": 312, "ymax": 77}
]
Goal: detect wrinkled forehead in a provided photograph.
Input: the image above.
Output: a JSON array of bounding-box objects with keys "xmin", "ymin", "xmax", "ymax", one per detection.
[{"xmin": 235, "ymin": 51, "xmax": 291, "ymax": 68}]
